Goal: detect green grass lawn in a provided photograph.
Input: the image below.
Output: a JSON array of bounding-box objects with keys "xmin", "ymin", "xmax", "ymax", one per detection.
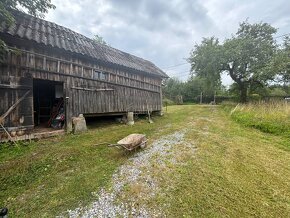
[
  {"xmin": 0, "ymin": 105, "xmax": 289, "ymax": 217},
  {"xmin": 0, "ymin": 109, "xmax": 188, "ymax": 217},
  {"xmin": 152, "ymin": 106, "xmax": 290, "ymax": 217}
]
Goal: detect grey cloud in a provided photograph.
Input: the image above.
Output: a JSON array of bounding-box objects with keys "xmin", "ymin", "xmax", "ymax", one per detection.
[{"xmin": 46, "ymin": 0, "xmax": 290, "ymax": 83}]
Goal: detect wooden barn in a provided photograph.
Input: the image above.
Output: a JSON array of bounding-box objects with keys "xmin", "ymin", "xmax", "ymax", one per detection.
[{"xmin": 0, "ymin": 11, "xmax": 167, "ymax": 141}]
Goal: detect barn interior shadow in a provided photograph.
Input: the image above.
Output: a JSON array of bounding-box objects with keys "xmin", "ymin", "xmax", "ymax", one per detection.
[
  {"xmin": 84, "ymin": 114, "xmax": 148, "ymax": 129},
  {"xmin": 85, "ymin": 115, "xmax": 123, "ymax": 129}
]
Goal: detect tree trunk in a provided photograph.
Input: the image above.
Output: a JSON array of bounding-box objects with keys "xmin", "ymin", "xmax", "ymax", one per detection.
[
  {"xmin": 239, "ymin": 83, "xmax": 248, "ymax": 103},
  {"xmin": 228, "ymin": 68, "xmax": 248, "ymax": 103}
]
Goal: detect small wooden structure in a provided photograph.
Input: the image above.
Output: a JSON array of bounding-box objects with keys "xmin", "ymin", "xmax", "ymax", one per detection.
[{"xmin": 0, "ymin": 11, "xmax": 168, "ymax": 141}]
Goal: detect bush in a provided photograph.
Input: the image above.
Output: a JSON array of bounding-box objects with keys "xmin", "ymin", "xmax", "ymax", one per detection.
[
  {"xmin": 163, "ymin": 98, "xmax": 175, "ymax": 106},
  {"xmin": 249, "ymin": 94, "xmax": 261, "ymax": 102}
]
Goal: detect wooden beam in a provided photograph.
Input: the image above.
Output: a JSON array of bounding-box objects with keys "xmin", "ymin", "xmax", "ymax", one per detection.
[
  {"xmin": 0, "ymin": 84, "xmax": 32, "ymax": 89},
  {"xmin": 6, "ymin": 64, "xmax": 161, "ymax": 93},
  {"xmin": 8, "ymin": 47, "xmax": 164, "ymax": 78},
  {"xmin": 71, "ymin": 86, "xmax": 114, "ymax": 92}
]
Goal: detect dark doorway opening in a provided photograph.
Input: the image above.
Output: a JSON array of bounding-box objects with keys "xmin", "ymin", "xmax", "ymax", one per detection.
[{"xmin": 33, "ymin": 79, "xmax": 64, "ymax": 128}]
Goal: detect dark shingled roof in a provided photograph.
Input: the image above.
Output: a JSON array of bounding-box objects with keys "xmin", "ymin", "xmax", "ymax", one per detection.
[{"xmin": 0, "ymin": 11, "xmax": 168, "ymax": 78}]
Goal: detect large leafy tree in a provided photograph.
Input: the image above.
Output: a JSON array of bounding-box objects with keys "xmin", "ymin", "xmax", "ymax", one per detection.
[
  {"xmin": 162, "ymin": 77, "xmax": 184, "ymax": 100},
  {"xmin": 281, "ymin": 37, "xmax": 290, "ymax": 83},
  {"xmin": 189, "ymin": 21, "xmax": 278, "ymax": 102},
  {"xmin": 266, "ymin": 37, "xmax": 290, "ymax": 84},
  {"xmin": 0, "ymin": 0, "xmax": 55, "ymax": 60},
  {"xmin": 188, "ymin": 37, "xmax": 222, "ymax": 95}
]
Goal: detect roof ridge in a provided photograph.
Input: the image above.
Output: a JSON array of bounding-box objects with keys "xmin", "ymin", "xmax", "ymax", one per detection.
[{"xmin": 2, "ymin": 10, "xmax": 168, "ymax": 77}]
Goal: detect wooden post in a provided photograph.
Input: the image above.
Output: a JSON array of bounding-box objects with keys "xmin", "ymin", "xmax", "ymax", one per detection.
[
  {"xmin": 43, "ymin": 57, "xmax": 46, "ymax": 70},
  {"xmin": 57, "ymin": 60, "xmax": 60, "ymax": 73},
  {"xmin": 64, "ymin": 81, "xmax": 73, "ymax": 133},
  {"xmin": 127, "ymin": 112, "xmax": 134, "ymax": 125},
  {"xmin": 26, "ymin": 53, "xmax": 29, "ymax": 68},
  {"xmin": 70, "ymin": 63, "xmax": 73, "ymax": 75}
]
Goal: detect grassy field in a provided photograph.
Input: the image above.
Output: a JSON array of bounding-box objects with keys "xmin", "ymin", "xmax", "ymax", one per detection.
[
  {"xmin": 0, "ymin": 105, "xmax": 289, "ymax": 217},
  {"xmin": 228, "ymin": 101, "xmax": 290, "ymax": 137},
  {"xmin": 0, "ymin": 110, "xmax": 187, "ymax": 217},
  {"xmin": 152, "ymin": 106, "xmax": 290, "ymax": 217}
]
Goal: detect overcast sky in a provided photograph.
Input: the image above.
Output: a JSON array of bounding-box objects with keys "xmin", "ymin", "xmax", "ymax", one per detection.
[{"xmin": 45, "ymin": 0, "xmax": 290, "ymax": 86}]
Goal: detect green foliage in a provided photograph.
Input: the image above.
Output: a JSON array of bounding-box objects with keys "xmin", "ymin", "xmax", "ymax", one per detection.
[
  {"xmin": 230, "ymin": 102, "xmax": 290, "ymax": 136},
  {"xmin": 248, "ymin": 93, "xmax": 261, "ymax": 101},
  {"xmin": 222, "ymin": 21, "xmax": 277, "ymax": 102},
  {"xmin": 188, "ymin": 37, "xmax": 221, "ymax": 90},
  {"xmin": 162, "ymin": 98, "xmax": 175, "ymax": 106},
  {"xmin": 93, "ymin": 34, "xmax": 108, "ymax": 45},
  {"xmin": 265, "ymin": 36, "xmax": 290, "ymax": 83},
  {"xmin": 0, "ymin": 0, "xmax": 55, "ymax": 61},
  {"xmin": 268, "ymin": 84, "xmax": 290, "ymax": 95},
  {"xmin": 162, "ymin": 76, "xmax": 223, "ymax": 103},
  {"xmin": 162, "ymin": 77, "xmax": 184, "ymax": 102},
  {"xmin": 269, "ymin": 87, "xmax": 287, "ymax": 96},
  {"xmin": 0, "ymin": 0, "xmax": 55, "ymax": 21},
  {"xmin": 187, "ymin": 76, "xmax": 215, "ymax": 96},
  {"xmin": 189, "ymin": 20, "xmax": 280, "ymax": 103}
]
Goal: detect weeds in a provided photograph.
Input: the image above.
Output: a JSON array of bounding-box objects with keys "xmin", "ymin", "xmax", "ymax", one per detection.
[{"xmin": 227, "ymin": 101, "xmax": 290, "ymax": 137}]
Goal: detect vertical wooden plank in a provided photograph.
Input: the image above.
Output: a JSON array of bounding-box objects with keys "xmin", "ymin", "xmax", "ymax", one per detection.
[
  {"xmin": 70, "ymin": 63, "xmax": 73, "ymax": 75},
  {"xmin": 43, "ymin": 57, "xmax": 46, "ymax": 70},
  {"xmin": 26, "ymin": 53, "xmax": 29, "ymax": 68},
  {"xmin": 57, "ymin": 60, "xmax": 60, "ymax": 73}
]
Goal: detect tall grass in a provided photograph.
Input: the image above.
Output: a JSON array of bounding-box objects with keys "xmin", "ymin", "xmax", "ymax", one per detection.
[{"xmin": 230, "ymin": 101, "xmax": 290, "ymax": 136}]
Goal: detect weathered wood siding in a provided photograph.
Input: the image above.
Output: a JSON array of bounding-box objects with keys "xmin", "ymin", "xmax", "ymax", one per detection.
[
  {"xmin": 0, "ymin": 65, "xmax": 33, "ymax": 135},
  {"xmin": 0, "ymin": 39, "xmax": 163, "ymax": 134}
]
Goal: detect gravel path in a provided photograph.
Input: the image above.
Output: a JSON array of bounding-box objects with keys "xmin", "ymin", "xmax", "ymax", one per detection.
[{"xmin": 64, "ymin": 130, "xmax": 195, "ymax": 218}]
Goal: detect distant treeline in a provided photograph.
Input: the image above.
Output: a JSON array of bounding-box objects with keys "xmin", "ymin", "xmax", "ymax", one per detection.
[{"xmin": 162, "ymin": 77, "xmax": 290, "ymax": 105}]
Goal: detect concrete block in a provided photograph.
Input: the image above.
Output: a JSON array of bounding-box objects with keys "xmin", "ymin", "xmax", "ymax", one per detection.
[
  {"xmin": 72, "ymin": 114, "xmax": 87, "ymax": 134},
  {"xmin": 127, "ymin": 112, "xmax": 134, "ymax": 125}
]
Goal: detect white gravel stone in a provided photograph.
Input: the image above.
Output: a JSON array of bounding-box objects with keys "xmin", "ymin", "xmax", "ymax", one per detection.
[{"xmin": 61, "ymin": 130, "xmax": 195, "ymax": 218}]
